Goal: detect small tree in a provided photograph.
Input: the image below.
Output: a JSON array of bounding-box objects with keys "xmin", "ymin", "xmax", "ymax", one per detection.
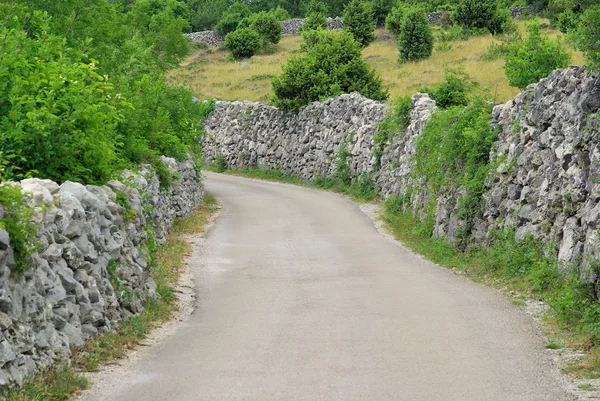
[
  {"xmin": 571, "ymin": 6, "xmax": 600, "ymax": 69},
  {"xmin": 370, "ymin": 0, "xmax": 394, "ymax": 26},
  {"xmin": 385, "ymin": 4, "xmax": 406, "ymax": 38},
  {"xmin": 215, "ymin": 2, "xmax": 251, "ymax": 34},
  {"xmin": 398, "ymin": 8, "xmax": 433, "ymax": 63},
  {"xmin": 504, "ymin": 20, "xmax": 571, "ymax": 89},
  {"xmin": 225, "ymin": 27, "xmax": 262, "ymax": 59},
  {"xmin": 240, "ymin": 11, "xmax": 282, "ymax": 45},
  {"xmin": 301, "ymin": 12, "xmax": 328, "ymax": 32},
  {"xmin": 453, "ymin": 0, "xmax": 509, "ymax": 34},
  {"xmin": 342, "ymin": 0, "xmax": 376, "ymax": 48},
  {"xmin": 272, "ymin": 30, "xmax": 388, "ymax": 111}
]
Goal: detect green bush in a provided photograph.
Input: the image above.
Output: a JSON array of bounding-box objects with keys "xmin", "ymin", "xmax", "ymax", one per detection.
[
  {"xmin": 270, "ymin": 6, "xmax": 291, "ymax": 20},
  {"xmin": 398, "ymin": 8, "xmax": 434, "ymax": 63},
  {"xmin": 428, "ymin": 69, "xmax": 474, "ymax": 108},
  {"xmin": 215, "ymin": 2, "xmax": 251, "ymax": 34},
  {"xmin": 385, "ymin": 4, "xmax": 406, "ymax": 39},
  {"xmin": 188, "ymin": 0, "xmax": 228, "ymax": 31},
  {"xmin": 453, "ymin": 0, "xmax": 510, "ymax": 34},
  {"xmin": 504, "ymin": 20, "xmax": 571, "ymax": 89},
  {"xmin": 342, "ymin": 0, "xmax": 376, "ymax": 48},
  {"xmin": 240, "ymin": 11, "xmax": 282, "ymax": 45},
  {"xmin": 571, "ymin": 6, "xmax": 600, "ymax": 69},
  {"xmin": 272, "ymin": 30, "xmax": 388, "ymax": 111},
  {"xmin": 301, "ymin": 12, "xmax": 328, "ymax": 32},
  {"xmin": 225, "ymin": 27, "xmax": 263, "ymax": 59},
  {"xmin": 370, "ymin": 0, "xmax": 394, "ymax": 26}
]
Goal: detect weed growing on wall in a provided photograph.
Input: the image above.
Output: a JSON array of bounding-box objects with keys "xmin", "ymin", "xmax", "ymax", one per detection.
[
  {"xmin": 0, "ymin": 185, "xmax": 40, "ymax": 274},
  {"xmin": 373, "ymin": 95, "xmax": 412, "ymax": 170}
]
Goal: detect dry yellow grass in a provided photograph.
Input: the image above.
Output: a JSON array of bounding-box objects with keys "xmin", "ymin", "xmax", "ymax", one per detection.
[{"xmin": 167, "ymin": 20, "xmax": 585, "ymax": 105}]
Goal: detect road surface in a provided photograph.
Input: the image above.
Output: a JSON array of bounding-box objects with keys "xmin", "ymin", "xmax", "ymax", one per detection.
[{"xmin": 80, "ymin": 172, "xmax": 573, "ymax": 401}]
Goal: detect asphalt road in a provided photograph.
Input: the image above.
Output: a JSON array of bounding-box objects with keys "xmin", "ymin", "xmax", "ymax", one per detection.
[{"xmin": 81, "ymin": 172, "xmax": 574, "ymax": 401}]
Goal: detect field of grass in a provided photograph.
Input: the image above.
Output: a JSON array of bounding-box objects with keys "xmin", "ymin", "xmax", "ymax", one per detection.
[{"xmin": 168, "ymin": 21, "xmax": 584, "ymax": 105}]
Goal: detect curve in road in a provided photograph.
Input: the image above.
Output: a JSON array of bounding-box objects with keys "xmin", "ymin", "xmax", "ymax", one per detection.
[{"xmin": 80, "ymin": 172, "xmax": 573, "ymax": 401}]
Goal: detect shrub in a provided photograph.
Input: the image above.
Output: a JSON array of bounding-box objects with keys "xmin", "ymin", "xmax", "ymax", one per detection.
[
  {"xmin": 189, "ymin": 0, "xmax": 228, "ymax": 31},
  {"xmin": 215, "ymin": 2, "xmax": 251, "ymax": 34},
  {"xmin": 428, "ymin": 69, "xmax": 473, "ymax": 108},
  {"xmin": 571, "ymin": 6, "xmax": 600, "ymax": 69},
  {"xmin": 342, "ymin": 0, "xmax": 376, "ymax": 48},
  {"xmin": 370, "ymin": 0, "xmax": 394, "ymax": 26},
  {"xmin": 453, "ymin": 0, "xmax": 510, "ymax": 34},
  {"xmin": 504, "ymin": 20, "xmax": 571, "ymax": 89},
  {"xmin": 301, "ymin": 12, "xmax": 328, "ymax": 32},
  {"xmin": 240, "ymin": 11, "xmax": 282, "ymax": 45},
  {"xmin": 225, "ymin": 27, "xmax": 263, "ymax": 59},
  {"xmin": 398, "ymin": 8, "xmax": 433, "ymax": 63},
  {"xmin": 385, "ymin": 4, "xmax": 406, "ymax": 38},
  {"xmin": 272, "ymin": 30, "xmax": 388, "ymax": 111}
]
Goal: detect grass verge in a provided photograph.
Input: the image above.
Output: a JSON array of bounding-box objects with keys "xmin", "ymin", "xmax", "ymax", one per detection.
[{"xmin": 4, "ymin": 193, "xmax": 219, "ymax": 400}]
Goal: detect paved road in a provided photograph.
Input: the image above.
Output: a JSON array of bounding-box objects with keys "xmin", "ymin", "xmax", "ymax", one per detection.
[{"xmin": 82, "ymin": 173, "xmax": 573, "ymax": 401}]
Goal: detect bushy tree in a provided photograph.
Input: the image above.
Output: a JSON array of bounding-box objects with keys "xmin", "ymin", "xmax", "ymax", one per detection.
[
  {"xmin": 187, "ymin": 0, "xmax": 228, "ymax": 31},
  {"xmin": 571, "ymin": 6, "xmax": 600, "ymax": 69},
  {"xmin": 385, "ymin": 4, "xmax": 406, "ymax": 38},
  {"xmin": 453, "ymin": 0, "xmax": 510, "ymax": 34},
  {"xmin": 301, "ymin": 12, "xmax": 328, "ymax": 32},
  {"xmin": 225, "ymin": 27, "xmax": 263, "ymax": 58},
  {"xmin": 272, "ymin": 30, "xmax": 388, "ymax": 111},
  {"xmin": 342, "ymin": 0, "xmax": 376, "ymax": 47},
  {"xmin": 271, "ymin": 6, "xmax": 291, "ymax": 20},
  {"xmin": 398, "ymin": 7, "xmax": 433, "ymax": 63},
  {"xmin": 370, "ymin": 0, "xmax": 394, "ymax": 26},
  {"xmin": 215, "ymin": 2, "xmax": 251, "ymax": 34},
  {"xmin": 504, "ymin": 20, "xmax": 571, "ymax": 89},
  {"xmin": 239, "ymin": 11, "xmax": 283, "ymax": 45}
]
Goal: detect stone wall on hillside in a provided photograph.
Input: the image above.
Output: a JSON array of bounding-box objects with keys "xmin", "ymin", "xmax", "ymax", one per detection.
[
  {"xmin": 0, "ymin": 157, "xmax": 203, "ymax": 386},
  {"xmin": 203, "ymin": 66, "xmax": 600, "ymax": 284}
]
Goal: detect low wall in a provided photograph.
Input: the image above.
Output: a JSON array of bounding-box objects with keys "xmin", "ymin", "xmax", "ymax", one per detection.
[
  {"xmin": 203, "ymin": 66, "xmax": 600, "ymax": 287},
  {"xmin": 0, "ymin": 157, "xmax": 203, "ymax": 386}
]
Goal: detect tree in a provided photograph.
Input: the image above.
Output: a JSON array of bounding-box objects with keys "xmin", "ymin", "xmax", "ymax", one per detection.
[
  {"xmin": 571, "ymin": 6, "xmax": 600, "ymax": 69},
  {"xmin": 215, "ymin": 2, "xmax": 251, "ymax": 34},
  {"xmin": 342, "ymin": 0, "xmax": 376, "ymax": 48},
  {"xmin": 301, "ymin": 12, "xmax": 328, "ymax": 32},
  {"xmin": 272, "ymin": 30, "xmax": 388, "ymax": 111},
  {"xmin": 453, "ymin": 0, "xmax": 510, "ymax": 34},
  {"xmin": 370, "ymin": 0, "xmax": 394, "ymax": 26},
  {"xmin": 504, "ymin": 20, "xmax": 571, "ymax": 89},
  {"xmin": 239, "ymin": 11, "xmax": 283, "ymax": 45},
  {"xmin": 385, "ymin": 4, "xmax": 406, "ymax": 39},
  {"xmin": 225, "ymin": 27, "xmax": 263, "ymax": 59},
  {"xmin": 398, "ymin": 8, "xmax": 433, "ymax": 63}
]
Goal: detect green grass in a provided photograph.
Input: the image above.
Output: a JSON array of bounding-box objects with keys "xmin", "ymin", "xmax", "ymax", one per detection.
[
  {"xmin": 577, "ymin": 383, "xmax": 597, "ymax": 391},
  {"xmin": 168, "ymin": 21, "xmax": 584, "ymax": 105},
  {"xmin": 4, "ymin": 194, "xmax": 220, "ymax": 400}
]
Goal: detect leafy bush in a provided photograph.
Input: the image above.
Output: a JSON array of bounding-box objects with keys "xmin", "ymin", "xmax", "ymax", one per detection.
[
  {"xmin": 272, "ymin": 30, "xmax": 388, "ymax": 111},
  {"xmin": 270, "ymin": 6, "xmax": 291, "ymax": 20},
  {"xmin": 342, "ymin": 0, "xmax": 376, "ymax": 48},
  {"xmin": 215, "ymin": 2, "xmax": 251, "ymax": 34},
  {"xmin": 398, "ymin": 8, "xmax": 434, "ymax": 63},
  {"xmin": 225, "ymin": 27, "xmax": 263, "ymax": 59},
  {"xmin": 370, "ymin": 0, "xmax": 394, "ymax": 26},
  {"xmin": 571, "ymin": 6, "xmax": 600, "ymax": 69},
  {"xmin": 385, "ymin": 4, "xmax": 406, "ymax": 39},
  {"xmin": 302, "ymin": 12, "xmax": 328, "ymax": 32},
  {"xmin": 188, "ymin": 0, "xmax": 228, "ymax": 31},
  {"xmin": 504, "ymin": 20, "xmax": 571, "ymax": 89},
  {"xmin": 414, "ymin": 99, "xmax": 498, "ymax": 223},
  {"xmin": 0, "ymin": 185, "xmax": 40, "ymax": 274},
  {"xmin": 240, "ymin": 11, "xmax": 283, "ymax": 45},
  {"xmin": 427, "ymin": 69, "xmax": 474, "ymax": 108},
  {"xmin": 453, "ymin": 0, "xmax": 510, "ymax": 34}
]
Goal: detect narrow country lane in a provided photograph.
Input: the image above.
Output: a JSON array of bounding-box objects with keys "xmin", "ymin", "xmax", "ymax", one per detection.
[{"xmin": 80, "ymin": 172, "xmax": 573, "ymax": 401}]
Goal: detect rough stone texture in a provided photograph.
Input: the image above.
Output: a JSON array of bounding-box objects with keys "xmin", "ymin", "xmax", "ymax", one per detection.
[
  {"xmin": 184, "ymin": 31, "xmax": 225, "ymax": 47},
  {"xmin": 0, "ymin": 157, "xmax": 203, "ymax": 386},
  {"xmin": 204, "ymin": 66, "xmax": 600, "ymax": 281},
  {"xmin": 510, "ymin": 7, "xmax": 533, "ymax": 19}
]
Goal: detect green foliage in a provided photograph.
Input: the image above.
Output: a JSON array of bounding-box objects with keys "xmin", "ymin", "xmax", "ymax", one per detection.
[
  {"xmin": 373, "ymin": 95, "xmax": 412, "ymax": 169},
  {"xmin": 215, "ymin": 2, "xmax": 251, "ymax": 34},
  {"xmin": 270, "ymin": 6, "xmax": 291, "ymax": 20},
  {"xmin": 398, "ymin": 8, "xmax": 434, "ymax": 63},
  {"xmin": 453, "ymin": 0, "xmax": 510, "ymax": 34},
  {"xmin": 301, "ymin": 12, "xmax": 328, "ymax": 32},
  {"xmin": 427, "ymin": 68, "xmax": 474, "ymax": 108},
  {"xmin": 369, "ymin": 0, "xmax": 394, "ymax": 26},
  {"xmin": 504, "ymin": 20, "xmax": 571, "ymax": 89},
  {"xmin": 4, "ymin": 364, "xmax": 89, "ymax": 400},
  {"xmin": 225, "ymin": 27, "xmax": 263, "ymax": 59},
  {"xmin": 342, "ymin": 0, "xmax": 376, "ymax": 48},
  {"xmin": 385, "ymin": 4, "xmax": 407, "ymax": 39},
  {"xmin": 214, "ymin": 153, "xmax": 228, "ymax": 172},
  {"xmin": 571, "ymin": 6, "xmax": 600, "ymax": 70},
  {"xmin": 240, "ymin": 11, "xmax": 283, "ymax": 45},
  {"xmin": 187, "ymin": 0, "xmax": 228, "ymax": 31},
  {"xmin": 414, "ymin": 99, "xmax": 498, "ymax": 224},
  {"xmin": 272, "ymin": 29, "xmax": 388, "ymax": 111},
  {"xmin": 350, "ymin": 172, "xmax": 379, "ymax": 200},
  {"xmin": 0, "ymin": 185, "xmax": 41, "ymax": 274}
]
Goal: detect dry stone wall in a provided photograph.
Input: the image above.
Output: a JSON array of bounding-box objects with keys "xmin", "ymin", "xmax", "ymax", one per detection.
[
  {"xmin": 203, "ymin": 66, "xmax": 600, "ymax": 283},
  {"xmin": 0, "ymin": 157, "xmax": 203, "ymax": 386}
]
